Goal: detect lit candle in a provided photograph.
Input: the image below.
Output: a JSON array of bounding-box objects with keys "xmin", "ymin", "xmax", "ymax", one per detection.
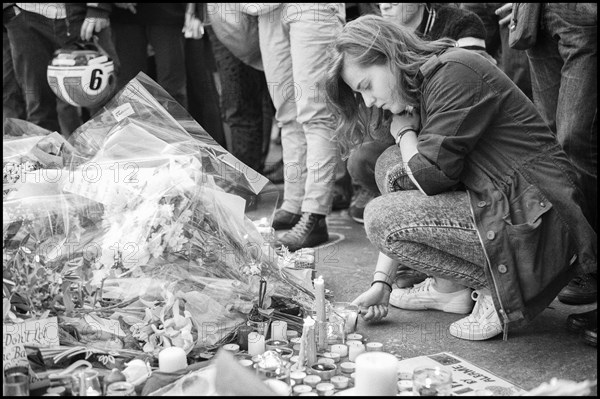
[
  {"xmin": 248, "ymin": 332, "xmax": 266, "ymax": 356},
  {"xmin": 354, "ymin": 352, "xmax": 398, "ymax": 396},
  {"xmin": 314, "ymin": 276, "xmax": 327, "ymax": 350},
  {"xmin": 348, "ymin": 343, "xmax": 365, "ymax": 361},
  {"xmin": 330, "ymin": 344, "xmax": 348, "ymax": 358},
  {"xmin": 271, "ymin": 320, "xmax": 288, "ymax": 341},
  {"xmin": 158, "ymin": 347, "xmax": 188, "ymax": 373}
]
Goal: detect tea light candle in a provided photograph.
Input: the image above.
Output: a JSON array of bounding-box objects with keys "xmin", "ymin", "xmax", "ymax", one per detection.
[
  {"xmin": 223, "ymin": 343, "xmax": 240, "ymax": 353},
  {"xmin": 248, "ymin": 332, "xmax": 266, "ymax": 356},
  {"xmin": 291, "ymin": 337, "xmax": 302, "ymax": 345},
  {"xmin": 271, "ymin": 320, "xmax": 288, "ymax": 341},
  {"xmin": 158, "ymin": 347, "xmax": 188, "ymax": 373},
  {"xmin": 346, "ymin": 333, "xmax": 363, "ymax": 341},
  {"xmin": 293, "ymin": 385, "xmax": 313, "ymax": 395},
  {"xmin": 365, "ymin": 342, "xmax": 383, "ymax": 352},
  {"xmin": 265, "ymin": 339, "xmax": 289, "ymax": 351},
  {"xmin": 291, "ymin": 371, "xmax": 307, "ymax": 385},
  {"xmin": 303, "ymin": 374, "xmax": 322, "ymax": 388},
  {"xmin": 348, "ymin": 343, "xmax": 365, "ymax": 361},
  {"xmin": 290, "ymin": 355, "xmax": 300, "ymax": 364},
  {"xmin": 322, "ymin": 352, "xmax": 341, "ymax": 363},
  {"xmin": 397, "ymin": 380, "xmax": 413, "ymax": 392},
  {"xmin": 330, "ymin": 344, "xmax": 348, "ymax": 358},
  {"xmin": 340, "ymin": 362, "xmax": 356, "ymax": 375},
  {"xmin": 316, "ymin": 382, "xmax": 335, "ymax": 396},
  {"xmin": 317, "ymin": 357, "xmax": 335, "ymax": 365},
  {"xmin": 286, "ymin": 330, "xmax": 299, "ymax": 340},
  {"xmin": 330, "ymin": 375, "xmax": 350, "ymax": 389},
  {"xmin": 299, "ymin": 392, "xmax": 319, "ymax": 396},
  {"xmin": 264, "ymin": 379, "xmax": 292, "ymax": 396},
  {"xmin": 345, "ymin": 340, "xmax": 363, "ymax": 347},
  {"xmin": 238, "ymin": 359, "xmax": 254, "ymax": 368},
  {"xmin": 309, "ymin": 363, "xmax": 337, "ymax": 381},
  {"xmin": 354, "ymin": 352, "xmax": 398, "ymax": 396}
]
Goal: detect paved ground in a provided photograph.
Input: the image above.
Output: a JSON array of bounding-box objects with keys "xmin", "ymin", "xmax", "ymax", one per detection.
[{"xmin": 264, "ymin": 140, "xmax": 597, "ymax": 395}]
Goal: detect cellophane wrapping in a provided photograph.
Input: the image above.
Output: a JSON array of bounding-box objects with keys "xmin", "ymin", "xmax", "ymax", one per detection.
[{"xmin": 2, "ymin": 73, "xmax": 314, "ymax": 360}]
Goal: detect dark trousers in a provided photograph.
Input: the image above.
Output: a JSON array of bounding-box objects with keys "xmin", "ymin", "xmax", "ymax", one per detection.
[
  {"xmin": 209, "ymin": 29, "xmax": 274, "ymax": 173},
  {"xmin": 112, "ymin": 23, "xmax": 187, "ymax": 109},
  {"xmin": 185, "ymin": 34, "xmax": 226, "ymax": 148}
]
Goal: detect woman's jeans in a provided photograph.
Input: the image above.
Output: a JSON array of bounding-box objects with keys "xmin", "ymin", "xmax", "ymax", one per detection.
[
  {"xmin": 526, "ymin": 3, "xmax": 597, "ymax": 231},
  {"xmin": 366, "ymin": 145, "xmax": 488, "ymax": 289}
]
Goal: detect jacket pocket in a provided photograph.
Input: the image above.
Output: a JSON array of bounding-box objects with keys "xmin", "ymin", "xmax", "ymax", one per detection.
[{"xmin": 503, "ymin": 185, "xmax": 553, "ymax": 268}]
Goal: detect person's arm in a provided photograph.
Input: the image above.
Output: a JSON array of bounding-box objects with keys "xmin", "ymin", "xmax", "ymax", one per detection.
[
  {"xmin": 404, "ymin": 61, "xmax": 497, "ymax": 195},
  {"xmin": 352, "ymin": 252, "xmax": 397, "ymax": 322}
]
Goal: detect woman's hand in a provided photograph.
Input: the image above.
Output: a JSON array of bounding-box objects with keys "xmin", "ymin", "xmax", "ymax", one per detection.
[
  {"xmin": 390, "ymin": 108, "xmax": 420, "ymax": 142},
  {"xmin": 351, "ymin": 283, "xmax": 391, "ymax": 322}
]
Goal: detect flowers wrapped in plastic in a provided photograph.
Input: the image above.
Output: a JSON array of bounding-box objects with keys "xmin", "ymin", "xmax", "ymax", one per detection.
[{"xmin": 3, "ymin": 73, "xmax": 315, "ymax": 363}]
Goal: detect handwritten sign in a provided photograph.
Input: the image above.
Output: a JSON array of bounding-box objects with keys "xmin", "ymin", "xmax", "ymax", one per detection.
[{"xmin": 3, "ymin": 317, "xmax": 59, "ymax": 372}]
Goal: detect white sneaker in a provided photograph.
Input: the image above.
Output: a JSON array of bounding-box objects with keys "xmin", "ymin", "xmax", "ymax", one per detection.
[
  {"xmin": 449, "ymin": 289, "xmax": 503, "ymax": 341},
  {"xmin": 389, "ymin": 277, "xmax": 475, "ymax": 314}
]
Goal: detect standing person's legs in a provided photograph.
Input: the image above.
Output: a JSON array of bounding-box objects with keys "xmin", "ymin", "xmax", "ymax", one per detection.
[
  {"xmin": 3, "ymin": 28, "xmax": 25, "ymax": 121},
  {"xmin": 288, "ymin": 3, "xmax": 345, "ymax": 216},
  {"xmin": 185, "ymin": 34, "xmax": 226, "ymax": 147},
  {"xmin": 527, "ymin": 3, "xmax": 597, "ymax": 306},
  {"xmin": 498, "ymin": 25, "xmax": 532, "ymax": 100},
  {"xmin": 527, "ymin": 3, "xmax": 597, "ymax": 231},
  {"xmin": 111, "ymin": 23, "xmax": 148, "ymax": 91},
  {"xmin": 148, "ymin": 24, "xmax": 188, "ymax": 109},
  {"xmin": 258, "ymin": 6, "xmax": 306, "ymax": 218},
  {"xmin": 6, "ymin": 10, "xmax": 61, "ymax": 132},
  {"xmin": 348, "ymin": 140, "xmax": 392, "ymax": 194},
  {"xmin": 210, "ymin": 31, "xmax": 269, "ymax": 169}
]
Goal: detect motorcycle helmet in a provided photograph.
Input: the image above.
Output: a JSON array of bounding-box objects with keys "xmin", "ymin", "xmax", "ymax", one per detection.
[{"xmin": 47, "ymin": 39, "xmax": 116, "ymax": 108}]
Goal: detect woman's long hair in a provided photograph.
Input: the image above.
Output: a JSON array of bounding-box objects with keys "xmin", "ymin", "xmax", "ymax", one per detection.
[{"xmin": 325, "ymin": 15, "xmax": 455, "ymax": 158}]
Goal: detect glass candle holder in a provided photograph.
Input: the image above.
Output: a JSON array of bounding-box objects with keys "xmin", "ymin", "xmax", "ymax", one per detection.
[
  {"xmin": 247, "ymin": 319, "xmax": 270, "ymax": 337},
  {"xmin": 412, "ymin": 366, "xmax": 452, "ymax": 396},
  {"xmin": 317, "ymin": 320, "xmax": 345, "ymax": 346},
  {"xmin": 70, "ymin": 369, "xmax": 102, "ymax": 396},
  {"xmin": 330, "ymin": 302, "xmax": 359, "ymax": 335},
  {"xmin": 3, "ymin": 372, "xmax": 29, "ymax": 396}
]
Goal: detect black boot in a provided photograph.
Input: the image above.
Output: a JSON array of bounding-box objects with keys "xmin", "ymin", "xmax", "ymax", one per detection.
[
  {"xmin": 272, "ymin": 209, "xmax": 301, "ymax": 230},
  {"xmin": 566, "ymin": 309, "xmax": 597, "ymax": 332},
  {"xmin": 558, "ymin": 273, "xmax": 597, "ymax": 305},
  {"xmin": 276, "ymin": 212, "xmax": 328, "ymax": 252}
]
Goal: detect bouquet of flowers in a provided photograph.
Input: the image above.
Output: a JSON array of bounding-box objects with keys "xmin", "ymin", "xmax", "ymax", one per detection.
[{"xmin": 3, "ymin": 73, "xmax": 315, "ymax": 362}]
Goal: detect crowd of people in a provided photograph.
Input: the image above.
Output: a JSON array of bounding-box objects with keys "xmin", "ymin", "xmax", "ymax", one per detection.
[{"xmin": 3, "ymin": 3, "xmax": 596, "ymax": 344}]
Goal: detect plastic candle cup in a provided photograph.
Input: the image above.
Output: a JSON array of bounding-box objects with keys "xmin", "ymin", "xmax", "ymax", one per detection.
[
  {"xmin": 354, "ymin": 352, "xmax": 399, "ymax": 396},
  {"xmin": 348, "ymin": 343, "xmax": 365, "ymax": 361},
  {"xmin": 330, "ymin": 344, "xmax": 348, "ymax": 358},
  {"xmin": 331, "ymin": 375, "xmax": 350, "ymax": 389},
  {"xmin": 365, "ymin": 342, "xmax": 383, "ymax": 352},
  {"xmin": 248, "ymin": 332, "xmax": 266, "ymax": 356}
]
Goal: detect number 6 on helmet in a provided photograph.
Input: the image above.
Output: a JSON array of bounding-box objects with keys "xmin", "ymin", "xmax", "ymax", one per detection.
[{"xmin": 47, "ymin": 41, "xmax": 116, "ymax": 108}]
